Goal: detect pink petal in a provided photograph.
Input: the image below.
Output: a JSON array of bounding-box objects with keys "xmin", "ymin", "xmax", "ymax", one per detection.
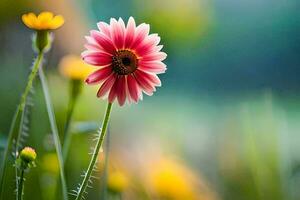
[
  {"xmin": 127, "ymin": 74, "xmax": 140, "ymax": 102},
  {"xmin": 124, "ymin": 17, "xmax": 136, "ymax": 49},
  {"xmin": 97, "ymin": 22, "xmax": 111, "ymax": 38},
  {"xmin": 85, "ymin": 67, "xmax": 112, "ymax": 84},
  {"xmin": 82, "ymin": 51, "xmax": 112, "ymax": 66},
  {"xmin": 97, "ymin": 74, "xmax": 117, "ymax": 98},
  {"xmin": 116, "ymin": 76, "xmax": 126, "ymax": 106},
  {"xmin": 84, "ymin": 43, "xmax": 102, "ymax": 51},
  {"xmin": 85, "ymin": 36, "xmax": 98, "ymax": 45},
  {"xmin": 118, "ymin": 18, "xmax": 126, "ymax": 31},
  {"xmin": 136, "ymin": 70, "xmax": 161, "ymax": 86},
  {"xmin": 134, "ymin": 71, "xmax": 156, "ymax": 96},
  {"xmin": 110, "ymin": 18, "xmax": 125, "ymax": 49},
  {"xmin": 135, "ymin": 34, "xmax": 160, "ymax": 56},
  {"xmin": 144, "ymin": 45, "xmax": 164, "ymax": 56},
  {"xmin": 141, "ymin": 52, "xmax": 167, "ymax": 62},
  {"xmin": 108, "ymin": 77, "xmax": 119, "ymax": 103},
  {"xmin": 90, "ymin": 30, "xmax": 116, "ymax": 54},
  {"xmin": 154, "ymin": 45, "xmax": 164, "ymax": 52},
  {"xmin": 138, "ymin": 61, "xmax": 167, "ymax": 74},
  {"xmin": 130, "ymin": 23, "xmax": 150, "ymax": 49}
]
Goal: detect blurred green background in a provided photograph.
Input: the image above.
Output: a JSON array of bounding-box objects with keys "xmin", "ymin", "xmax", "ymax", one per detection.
[{"xmin": 0, "ymin": 0, "xmax": 300, "ymax": 200}]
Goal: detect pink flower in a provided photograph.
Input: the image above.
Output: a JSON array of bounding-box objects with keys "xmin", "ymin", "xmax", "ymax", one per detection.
[{"xmin": 82, "ymin": 17, "xmax": 167, "ymax": 106}]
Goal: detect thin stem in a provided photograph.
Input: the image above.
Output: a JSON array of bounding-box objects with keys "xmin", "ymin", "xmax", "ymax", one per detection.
[
  {"xmin": 0, "ymin": 53, "xmax": 43, "ymax": 198},
  {"xmin": 63, "ymin": 80, "xmax": 81, "ymax": 161},
  {"xmin": 15, "ymin": 99, "xmax": 27, "ymax": 155},
  {"xmin": 62, "ymin": 96, "xmax": 76, "ymax": 160},
  {"xmin": 75, "ymin": 102, "xmax": 113, "ymax": 200},
  {"xmin": 17, "ymin": 169, "xmax": 24, "ymax": 200},
  {"xmin": 39, "ymin": 67, "xmax": 68, "ymax": 200},
  {"xmin": 15, "ymin": 109, "xmax": 26, "ymax": 200}
]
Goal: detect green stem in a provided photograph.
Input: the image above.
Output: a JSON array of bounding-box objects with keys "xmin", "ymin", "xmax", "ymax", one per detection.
[
  {"xmin": 17, "ymin": 169, "xmax": 24, "ymax": 200},
  {"xmin": 0, "ymin": 53, "xmax": 43, "ymax": 198},
  {"xmin": 15, "ymin": 109, "xmax": 26, "ymax": 200},
  {"xmin": 63, "ymin": 80, "xmax": 82, "ymax": 161},
  {"xmin": 39, "ymin": 67, "xmax": 68, "ymax": 200},
  {"xmin": 75, "ymin": 102, "xmax": 113, "ymax": 200},
  {"xmin": 62, "ymin": 100, "xmax": 75, "ymax": 161}
]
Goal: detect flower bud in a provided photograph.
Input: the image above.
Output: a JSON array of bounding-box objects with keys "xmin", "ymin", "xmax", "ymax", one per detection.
[{"xmin": 20, "ymin": 147, "xmax": 37, "ymax": 163}]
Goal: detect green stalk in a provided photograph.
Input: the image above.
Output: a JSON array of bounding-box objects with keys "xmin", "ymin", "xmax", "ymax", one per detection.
[
  {"xmin": 63, "ymin": 79, "xmax": 82, "ymax": 161},
  {"xmin": 17, "ymin": 169, "xmax": 24, "ymax": 200},
  {"xmin": 0, "ymin": 53, "xmax": 43, "ymax": 198},
  {"xmin": 15, "ymin": 109, "xmax": 26, "ymax": 200},
  {"xmin": 75, "ymin": 102, "xmax": 113, "ymax": 200},
  {"xmin": 62, "ymin": 98, "xmax": 75, "ymax": 161},
  {"xmin": 38, "ymin": 67, "xmax": 68, "ymax": 200}
]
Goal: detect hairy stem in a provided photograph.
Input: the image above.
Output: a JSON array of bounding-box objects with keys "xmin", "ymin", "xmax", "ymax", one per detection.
[
  {"xmin": 15, "ymin": 109, "xmax": 26, "ymax": 200},
  {"xmin": 75, "ymin": 102, "xmax": 113, "ymax": 200},
  {"xmin": 0, "ymin": 53, "xmax": 43, "ymax": 198},
  {"xmin": 39, "ymin": 67, "xmax": 68, "ymax": 200},
  {"xmin": 17, "ymin": 169, "xmax": 24, "ymax": 200}
]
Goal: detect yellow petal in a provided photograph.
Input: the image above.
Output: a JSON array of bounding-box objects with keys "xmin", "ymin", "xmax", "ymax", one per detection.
[
  {"xmin": 27, "ymin": 13, "xmax": 38, "ymax": 28},
  {"xmin": 22, "ymin": 14, "xmax": 32, "ymax": 28},
  {"xmin": 37, "ymin": 11, "xmax": 54, "ymax": 29},
  {"xmin": 22, "ymin": 13, "xmax": 37, "ymax": 29},
  {"xmin": 38, "ymin": 11, "xmax": 54, "ymax": 22},
  {"xmin": 49, "ymin": 15, "xmax": 64, "ymax": 29}
]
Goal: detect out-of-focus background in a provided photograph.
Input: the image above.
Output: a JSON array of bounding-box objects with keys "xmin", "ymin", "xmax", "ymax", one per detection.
[{"xmin": 0, "ymin": 0, "xmax": 300, "ymax": 199}]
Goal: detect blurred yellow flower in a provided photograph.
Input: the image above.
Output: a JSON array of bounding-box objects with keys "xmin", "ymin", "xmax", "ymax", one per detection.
[
  {"xmin": 107, "ymin": 170, "xmax": 129, "ymax": 194},
  {"xmin": 148, "ymin": 159, "xmax": 198, "ymax": 200},
  {"xmin": 42, "ymin": 153, "xmax": 59, "ymax": 174},
  {"xmin": 59, "ymin": 55, "xmax": 96, "ymax": 80},
  {"xmin": 22, "ymin": 11, "xmax": 64, "ymax": 30}
]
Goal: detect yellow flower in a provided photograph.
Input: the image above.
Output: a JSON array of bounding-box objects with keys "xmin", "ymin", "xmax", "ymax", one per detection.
[
  {"xmin": 148, "ymin": 159, "xmax": 197, "ymax": 200},
  {"xmin": 42, "ymin": 153, "xmax": 59, "ymax": 174},
  {"xmin": 22, "ymin": 11, "xmax": 64, "ymax": 30},
  {"xmin": 59, "ymin": 55, "xmax": 96, "ymax": 80},
  {"xmin": 107, "ymin": 170, "xmax": 129, "ymax": 193}
]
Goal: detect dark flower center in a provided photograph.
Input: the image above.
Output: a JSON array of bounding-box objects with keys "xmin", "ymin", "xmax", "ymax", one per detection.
[
  {"xmin": 112, "ymin": 50, "xmax": 138, "ymax": 75},
  {"xmin": 122, "ymin": 57, "xmax": 131, "ymax": 66}
]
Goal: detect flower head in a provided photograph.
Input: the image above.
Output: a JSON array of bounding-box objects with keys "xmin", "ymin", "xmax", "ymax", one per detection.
[
  {"xmin": 82, "ymin": 17, "xmax": 167, "ymax": 106},
  {"xmin": 22, "ymin": 11, "xmax": 64, "ymax": 30},
  {"xmin": 20, "ymin": 147, "xmax": 37, "ymax": 163},
  {"xmin": 148, "ymin": 159, "xmax": 197, "ymax": 200},
  {"xmin": 59, "ymin": 55, "xmax": 96, "ymax": 80},
  {"xmin": 42, "ymin": 153, "xmax": 59, "ymax": 174}
]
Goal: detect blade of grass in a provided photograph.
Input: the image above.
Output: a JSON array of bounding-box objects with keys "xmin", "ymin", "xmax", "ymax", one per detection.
[{"xmin": 39, "ymin": 67, "xmax": 68, "ymax": 200}]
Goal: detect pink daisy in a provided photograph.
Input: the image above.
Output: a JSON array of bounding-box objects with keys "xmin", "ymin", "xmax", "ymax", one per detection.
[{"xmin": 82, "ymin": 17, "xmax": 167, "ymax": 106}]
